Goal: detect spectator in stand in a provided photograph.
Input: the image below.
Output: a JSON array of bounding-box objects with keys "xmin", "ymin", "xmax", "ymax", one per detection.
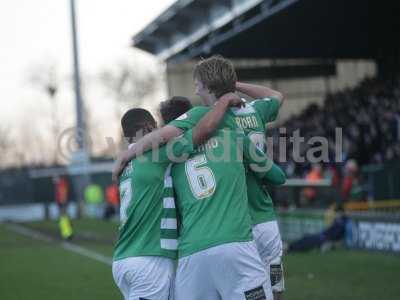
[
  {"xmin": 341, "ymin": 159, "xmax": 358, "ymax": 201},
  {"xmin": 341, "ymin": 159, "xmax": 366, "ymax": 202},
  {"xmin": 271, "ymin": 76, "xmax": 400, "ymax": 183},
  {"xmin": 301, "ymin": 164, "xmax": 323, "ymax": 206},
  {"xmin": 268, "ymin": 77, "xmax": 400, "ymax": 208},
  {"xmin": 84, "ymin": 183, "xmax": 104, "ymax": 218},
  {"xmin": 104, "ymin": 183, "xmax": 119, "ymax": 220}
]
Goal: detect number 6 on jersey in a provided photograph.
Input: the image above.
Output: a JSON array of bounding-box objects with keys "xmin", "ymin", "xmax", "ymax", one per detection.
[{"xmin": 185, "ymin": 154, "xmax": 216, "ymax": 199}]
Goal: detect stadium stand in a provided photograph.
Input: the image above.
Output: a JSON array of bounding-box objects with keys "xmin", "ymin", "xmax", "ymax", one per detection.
[{"xmin": 274, "ymin": 76, "xmax": 400, "ymax": 177}]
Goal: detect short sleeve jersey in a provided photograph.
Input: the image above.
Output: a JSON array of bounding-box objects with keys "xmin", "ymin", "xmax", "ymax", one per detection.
[
  {"xmin": 169, "ymin": 97, "xmax": 281, "ymax": 225},
  {"xmin": 113, "ymin": 130, "xmax": 194, "ymax": 261},
  {"xmin": 170, "ymin": 128, "xmax": 273, "ymax": 257}
]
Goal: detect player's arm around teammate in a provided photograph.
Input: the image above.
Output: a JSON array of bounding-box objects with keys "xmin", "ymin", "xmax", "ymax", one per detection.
[
  {"xmin": 236, "ymin": 81, "xmax": 285, "ymax": 108},
  {"xmin": 112, "ymin": 93, "xmax": 243, "ymax": 181}
]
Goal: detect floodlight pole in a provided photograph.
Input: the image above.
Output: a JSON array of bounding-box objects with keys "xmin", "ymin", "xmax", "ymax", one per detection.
[
  {"xmin": 70, "ymin": 0, "xmax": 85, "ymax": 148},
  {"xmin": 69, "ymin": 0, "xmax": 89, "ymax": 218}
]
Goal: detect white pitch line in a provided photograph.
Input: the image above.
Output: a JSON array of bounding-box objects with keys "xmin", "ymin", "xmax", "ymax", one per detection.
[
  {"xmin": 7, "ymin": 223, "xmax": 53, "ymax": 243},
  {"xmin": 5, "ymin": 223, "xmax": 112, "ymax": 266},
  {"xmin": 61, "ymin": 242, "xmax": 112, "ymax": 265}
]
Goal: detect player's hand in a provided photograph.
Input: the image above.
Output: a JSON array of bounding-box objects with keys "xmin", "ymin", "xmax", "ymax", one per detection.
[
  {"xmin": 112, "ymin": 152, "xmax": 128, "ymax": 183},
  {"xmin": 219, "ymin": 92, "xmax": 245, "ymax": 108}
]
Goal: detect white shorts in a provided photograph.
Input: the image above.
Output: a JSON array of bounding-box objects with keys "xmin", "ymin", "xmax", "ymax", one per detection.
[
  {"xmin": 252, "ymin": 221, "xmax": 285, "ymax": 292},
  {"xmin": 112, "ymin": 256, "xmax": 174, "ymax": 300},
  {"xmin": 175, "ymin": 241, "xmax": 273, "ymax": 300}
]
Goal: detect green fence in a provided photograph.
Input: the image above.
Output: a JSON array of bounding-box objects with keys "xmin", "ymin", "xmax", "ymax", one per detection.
[
  {"xmin": 363, "ymin": 161, "xmax": 400, "ymax": 200},
  {"xmin": 277, "ymin": 209, "xmax": 326, "ymax": 242}
]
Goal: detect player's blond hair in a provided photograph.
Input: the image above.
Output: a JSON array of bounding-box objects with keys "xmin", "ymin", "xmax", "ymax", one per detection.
[{"xmin": 193, "ymin": 55, "xmax": 237, "ymax": 98}]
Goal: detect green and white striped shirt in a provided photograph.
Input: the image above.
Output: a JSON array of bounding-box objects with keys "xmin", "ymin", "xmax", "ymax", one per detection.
[{"xmin": 113, "ymin": 131, "xmax": 194, "ymax": 261}]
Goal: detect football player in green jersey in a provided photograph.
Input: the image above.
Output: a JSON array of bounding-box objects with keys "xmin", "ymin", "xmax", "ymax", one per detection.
[
  {"xmin": 157, "ymin": 97, "xmax": 286, "ymax": 300},
  {"xmin": 112, "ymin": 96, "xmax": 244, "ymax": 300},
  {"xmin": 111, "ymin": 56, "xmax": 286, "ymax": 299},
  {"xmin": 171, "ymin": 128, "xmax": 285, "ymax": 300},
  {"xmin": 234, "ymin": 81, "xmax": 286, "ymax": 300},
  {"xmin": 159, "ymin": 96, "xmax": 193, "ymax": 124},
  {"xmin": 188, "ymin": 56, "xmax": 286, "ymax": 300}
]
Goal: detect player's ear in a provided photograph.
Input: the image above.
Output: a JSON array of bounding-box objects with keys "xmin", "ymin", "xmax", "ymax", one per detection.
[{"xmin": 145, "ymin": 122, "xmax": 156, "ymax": 133}]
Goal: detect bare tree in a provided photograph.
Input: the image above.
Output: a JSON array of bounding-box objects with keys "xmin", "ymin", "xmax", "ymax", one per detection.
[
  {"xmin": 0, "ymin": 123, "xmax": 57, "ymax": 168},
  {"xmin": 99, "ymin": 60, "xmax": 160, "ymax": 120},
  {"xmin": 11, "ymin": 115, "xmax": 52, "ymax": 167},
  {"xmin": 29, "ymin": 62, "xmax": 61, "ymax": 165},
  {"xmin": 97, "ymin": 60, "xmax": 161, "ymax": 153},
  {"xmin": 0, "ymin": 127, "xmax": 12, "ymax": 168}
]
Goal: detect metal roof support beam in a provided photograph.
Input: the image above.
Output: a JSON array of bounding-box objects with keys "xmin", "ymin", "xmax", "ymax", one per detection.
[{"xmin": 133, "ymin": 0, "xmax": 302, "ymax": 61}]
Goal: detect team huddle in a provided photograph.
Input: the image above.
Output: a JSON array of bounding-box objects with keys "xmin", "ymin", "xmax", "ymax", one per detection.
[{"xmin": 112, "ymin": 56, "xmax": 286, "ymax": 300}]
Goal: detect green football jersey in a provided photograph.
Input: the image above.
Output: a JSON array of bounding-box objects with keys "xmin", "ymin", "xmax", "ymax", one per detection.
[
  {"xmin": 232, "ymin": 97, "xmax": 280, "ymax": 224},
  {"xmin": 169, "ymin": 97, "xmax": 281, "ymax": 225},
  {"xmin": 170, "ymin": 129, "xmax": 276, "ymax": 257},
  {"xmin": 113, "ymin": 130, "xmax": 194, "ymax": 261}
]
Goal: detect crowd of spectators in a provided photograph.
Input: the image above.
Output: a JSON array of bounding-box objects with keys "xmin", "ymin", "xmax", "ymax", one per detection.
[{"xmin": 271, "ymin": 77, "xmax": 400, "ymax": 179}]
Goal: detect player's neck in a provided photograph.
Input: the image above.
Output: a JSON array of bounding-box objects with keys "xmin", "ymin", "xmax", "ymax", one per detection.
[{"xmin": 203, "ymin": 95, "xmax": 218, "ymax": 106}]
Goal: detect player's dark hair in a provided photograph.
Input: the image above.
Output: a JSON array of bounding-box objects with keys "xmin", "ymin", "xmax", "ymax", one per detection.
[
  {"xmin": 121, "ymin": 108, "xmax": 156, "ymax": 142},
  {"xmin": 193, "ymin": 55, "xmax": 237, "ymax": 98},
  {"xmin": 159, "ymin": 96, "xmax": 193, "ymax": 124}
]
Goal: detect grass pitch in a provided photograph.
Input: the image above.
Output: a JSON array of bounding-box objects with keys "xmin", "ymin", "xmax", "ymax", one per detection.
[{"xmin": 0, "ymin": 219, "xmax": 398, "ymax": 300}]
